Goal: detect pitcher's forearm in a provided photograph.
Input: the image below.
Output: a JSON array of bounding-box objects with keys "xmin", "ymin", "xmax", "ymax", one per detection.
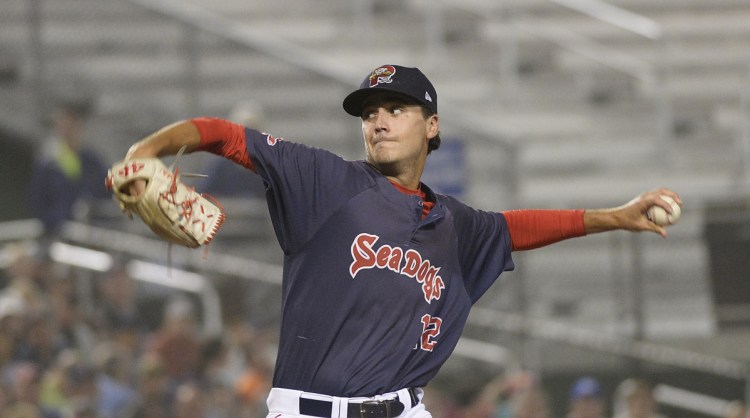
[
  {"xmin": 583, "ymin": 208, "xmax": 624, "ymax": 234},
  {"xmin": 125, "ymin": 120, "xmax": 202, "ymax": 159},
  {"xmin": 583, "ymin": 188, "xmax": 681, "ymax": 238}
]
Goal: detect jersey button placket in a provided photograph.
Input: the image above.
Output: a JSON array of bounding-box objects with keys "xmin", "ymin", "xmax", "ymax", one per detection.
[
  {"xmin": 411, "ymin": 197, "xmax": 423, "ymax": 241},
  {"xmin": 414, "ymin": 197, "xmax": 423, "ymax": 221}
]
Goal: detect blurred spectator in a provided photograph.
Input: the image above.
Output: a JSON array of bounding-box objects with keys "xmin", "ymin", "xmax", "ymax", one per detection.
[
  {"xmin": 68, "ymin": 400, "xmax": 97, "ymax": 418},
  {"xmin": 234, "ymin": 368, "xmax": 272, "ymax": 417},
  {"xmin": 724, "ymin": 400, "xmax": 747, "ymax": 418},
  {"xmin": 421, "ymin": 386, "xmax": 461, "ymax": 418},
  {"xmin": 27, "ymin": 98, "xmax": 109, "ymax": 238},
  {"xmin": 131, "ymin": 352, "xmax": 171, "ymax": 418},
  {"xmin": 3, "ymin": 264, "xmax": 46, "ymax": 318},
  {"xmin": 92, "ymin": 342, "xmax": 139, "ymax": 418},
  {"xmin": 613, "ymin": 379, "xmax": 666, "ymax": 418},
  {"xmin": 195, "ymin": 336, "xmax": 237, "ymax": 417},
  {"xmin": 212, "ymin": 321, "xmax": 252, "ymax": 388},
  {"xmin": 200, "ymin": 100, "xmax": 267, "ymax": 198},
  {"xmin": 38, "ymin": 350, "xmax": 77, "ymax": 414},
  {"xmin": 566, "ymin": 376, "xmax": 606, "ymax": 418},
  {"xmin": 173, "ymin": 381, "xmax": 212, "ymax": 418},
  {"xmin": 2, "ymin": 361, "xmax": 59, "ymax": 418},
  {"xmin": 0, "ymin": 243, "xmax": 45, "ymax": 290},
  {"xmin": 51, "ymin": 293, "xmax": 95, "ymax": 355},
  {"xmin": 94, "ymin": 264, "xmax": 144, "ymax": 352},
  {"xmin": 147, "ymin": 295, "xmax": 202, "ymax": 383},
  {"xmin": 14, "ymin": 313, "xmax": 61, "ymax": 370},
  {"xmin": 0, "ymin": 291, "xmax": 27, "ymax": 349},
  {"xmin": 4, "ymin": 403, "xmax": 45, "ymax": 418},
  {"xmin": 507, "ymin": 384, "xmax": 554, "ymax": 418},
  {"xmin": 60, "ymin": 361, "xmax": 98, "ymax": 418},
  {"xmin": 463, "ymin": 370, "xmax": 537, "ymax": 418},
  {"xmin": 221, "ymin": 323, "xmax": 273, "ymax": 417}
]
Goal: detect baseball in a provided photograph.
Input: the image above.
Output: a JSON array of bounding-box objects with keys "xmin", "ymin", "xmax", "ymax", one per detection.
[{"xmin": 647, "ymin": 195, "xmax": 681, "ymax": 226}]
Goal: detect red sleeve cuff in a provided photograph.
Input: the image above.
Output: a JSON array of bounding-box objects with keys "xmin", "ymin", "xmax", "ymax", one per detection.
[
  {"xmin": 190, "ymin": 117, "xmax": 255, "ymax": 171},
  {"xmin": 502, "ymin": 209, "xmax": 586, "ymax": 251}
]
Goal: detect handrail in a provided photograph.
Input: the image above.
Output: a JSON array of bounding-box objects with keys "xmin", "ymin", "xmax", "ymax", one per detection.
[
  {"xmin": 440, "ymin": 0, "xmax": 661, "ymax": 40},
  {"xmin": 741, "ymin": 64, "xmax": 750, "ymax": 182},
  {"xmin": 61, "ymin": 221, "xmax": 284, "ymax": 285},
  {"xmin": 542, "ymin": 0, "xmax": 664, "ymax": 84},
  {"xmin": 515, "ymin": 21, "xmax": 653, "ymax": 82},
  {"xmin": 655, "ymin": 384, "xmax": 736, "ymax": 417},
  {"xmin": 437, "ymin": 0, "xmax": 671, "ymax": 145},
  {"xmin": 125, "ymin": 0, "xmax": 362, "ymax": 85},
  {"xmin": 546, "ymin": 0, "xmax": 662, "ymax": 40},
  {"xmin": 439, "ymin": 0, "xmax": 661, "ymax": 81},
  {"xmin": 0, "ymin": 222, "xmax": 225, "ymax": 337},
  {"xmin": 469, "ymin": 307, "xmax": 750, "ymax": 380},
  {"xmin": 0, "ymin": 219, "xmax": 44, "ymax": 242}
]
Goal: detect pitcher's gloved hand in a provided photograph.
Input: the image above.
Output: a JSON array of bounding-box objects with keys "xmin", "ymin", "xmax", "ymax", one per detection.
[{"xmin": 106, "ymin": 158, "xmax": 225, "ymax": 248}]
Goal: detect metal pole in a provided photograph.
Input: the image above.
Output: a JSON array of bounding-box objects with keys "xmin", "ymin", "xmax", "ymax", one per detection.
[
  {"xmin": 426, "ymin": 0, "xmax": 444, "ymax": 68},
  {"xmin": 611, "ymin": 232, "xmax": 628, "ymax": 333},
  {"xmin": 352, "ymin": 0, "xmax": 374, "ymax": 44},
  {"xmin": 505, "ymin": 142, "xmax": 520, "ymax": 209},
  {"xmin": 200, "ymin": 281, "xmax": 223, "ymax": 338},
  {"xmin": 740, "ymin": 64, "xmax": 750, "ymax": 184},
  {"xmin": 655, "ymin": 37, "xmax": 674, "ymax": 157},
  {"xmin": 630, "ymin": 233, "xmax": 645, "ymax": 340},
  {"xmin": 182, "ymin": 22, "xmax": 200, "ymax": 117},
  {"xmin": 28, "ymin": 0, "xmax": 45, "ymax": 120},
  {"xmin": 498, "ymin": 4, "xmax": 519, "ymax": 94},
  {"xmin": 629, "ymin": 233, "xmax": 645, "ymax": 374},
  {"xmin": 514, "ymin": 253, "xmax": 541, "ymax": 371}
]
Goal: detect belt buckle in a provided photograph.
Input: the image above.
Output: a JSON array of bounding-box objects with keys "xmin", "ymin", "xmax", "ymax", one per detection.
[{"xmin": 359, "ymin": 399, "xmax": 388, "ymax": 418}]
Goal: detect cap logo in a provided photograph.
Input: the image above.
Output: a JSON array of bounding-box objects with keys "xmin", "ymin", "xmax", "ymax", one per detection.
[
  {"xmin": 425, "ymin": 92, "xmax": 432, "ymax": 103},
  {"xmin": 368, "ymin": 65, "xmax": 397, "ymax": 88}
]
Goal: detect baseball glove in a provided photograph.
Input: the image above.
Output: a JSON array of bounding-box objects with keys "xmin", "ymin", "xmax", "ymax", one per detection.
[{"xmin": 106, "ymin": 158, "xmax": 225, "ymax": 248}]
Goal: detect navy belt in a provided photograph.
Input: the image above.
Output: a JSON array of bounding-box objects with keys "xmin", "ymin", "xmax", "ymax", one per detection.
[{"xmin": 299, "ymin": 388, "xmax": 419, "ymax": 418}]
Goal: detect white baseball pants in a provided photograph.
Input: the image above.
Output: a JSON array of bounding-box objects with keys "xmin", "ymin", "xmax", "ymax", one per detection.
[{"xmin": 265, "ymin": 387, "xmax": 431, "ymax": 418}]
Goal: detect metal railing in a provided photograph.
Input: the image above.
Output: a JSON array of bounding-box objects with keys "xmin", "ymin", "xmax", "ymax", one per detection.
[
  {"xmin": 740, "ymin": 64, "xmax": 750, "ymax": 183},
  {"xmin": 470, "ymin": 307, "xmax": 750, "ymax": 416},
  {"xmin": 546, "ymin": 0, "xmax": 661, "ymax": 39},
  {"xmin": 0, "ymin": 219, "xmax": 225, "ymax": 337}
]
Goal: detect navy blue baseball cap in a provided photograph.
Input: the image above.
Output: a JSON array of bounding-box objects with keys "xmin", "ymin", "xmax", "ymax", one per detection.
[
  {"xmin": 570, "ymin": 376, "xmax": 603, "ymax": 400},
  {"xmin": 343, "ymin": 65, "xmax": 438, "ymax": 117}
]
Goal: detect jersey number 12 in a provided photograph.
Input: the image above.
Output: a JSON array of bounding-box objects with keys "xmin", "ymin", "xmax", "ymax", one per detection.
[{"xmin": 419, "ymin": 314, "xmax": 443, "ymax": 352}]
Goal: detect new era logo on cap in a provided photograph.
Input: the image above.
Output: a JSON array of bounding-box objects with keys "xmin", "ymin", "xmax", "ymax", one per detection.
[{"xmin": 343, "ymin": 65, "xmax": 438, "ymax": 116}]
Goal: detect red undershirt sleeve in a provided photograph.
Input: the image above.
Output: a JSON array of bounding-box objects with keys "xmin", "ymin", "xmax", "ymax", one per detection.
[
  {"xmin": 501, "ymin": 209, "xmax": 586, "ymax": 251},
  {"xmin": 190, "ymin": 117, "xmax": 255, "ymax": 172}
]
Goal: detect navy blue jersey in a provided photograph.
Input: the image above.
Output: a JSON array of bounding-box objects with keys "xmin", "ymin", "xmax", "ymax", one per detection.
[{"xmin": 244, "ymin": 128, "xmax": 514, "ymax": 397}]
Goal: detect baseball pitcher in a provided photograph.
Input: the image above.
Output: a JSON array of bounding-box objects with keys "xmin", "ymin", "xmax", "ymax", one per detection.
[{"xmin": 109, "ymin": 65, "xmax": 681, "ymax": 418}]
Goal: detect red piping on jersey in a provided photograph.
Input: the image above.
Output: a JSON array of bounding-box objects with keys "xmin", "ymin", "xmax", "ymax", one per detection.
[
  {"xmin": 502, "ymin": 209, "xmax": 586, "ymax": 251},
  {"xmin": 388, "ymin": 181, "xmax": 434, "ymax": 219},
  {"xmin": 191, "ymin": 117, "xmax": 255, "ymax": 171}
]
